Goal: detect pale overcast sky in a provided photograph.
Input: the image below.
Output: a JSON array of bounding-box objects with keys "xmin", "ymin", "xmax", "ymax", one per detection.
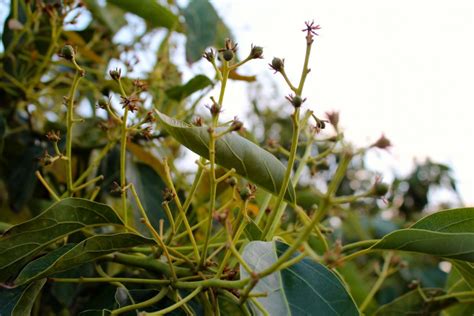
[{"xmin": 210, "ymin": 0, "xmax": 474, "ymax": 205}]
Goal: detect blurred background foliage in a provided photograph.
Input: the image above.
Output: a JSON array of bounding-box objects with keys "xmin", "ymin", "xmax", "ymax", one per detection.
[{"xmin": 0, "ymin": 0, "xmax": 465, "ymax": 314}]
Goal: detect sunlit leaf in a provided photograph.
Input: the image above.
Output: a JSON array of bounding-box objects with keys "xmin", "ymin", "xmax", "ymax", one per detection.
[
  {"xmin": 372, "ymin": 208, "xmax": 474, "ymax": 262},
  {"xmin": 155, "ymin": 110, "xmax": 296, "ymax": 204}
]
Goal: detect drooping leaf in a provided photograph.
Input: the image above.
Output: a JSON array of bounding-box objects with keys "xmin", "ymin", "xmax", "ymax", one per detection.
[
  {"xmin": 155, "ymin": 110, "xmax": 296, "ymax": 204},
  {"xmin": 0, "ymin": 198, "xmax": 123, "ymax": 282},
  {"xmin": 165, "ymin": 75, "xmax": 213, "ymax": 101},
  {"xmin": 15, "ymin": 233, "xmax": 154, "ymax": 285},
  {"xmin": 241, "ymin": 241, "xmax": 359, "ymax": 316},
  {"xmin": 107, "ymin": 0, "xmax": 180, "ymax": 31},
  {"xmin": 374, "ymin": 288, "xmax": 456, "ymax": 315},
  {"xmin": 0, "ymin": 279, "xmax": 46, "ymax": 316},
  {"xmin": 372, "ymin": 208, "xmax": 474, "ymax": 262}
]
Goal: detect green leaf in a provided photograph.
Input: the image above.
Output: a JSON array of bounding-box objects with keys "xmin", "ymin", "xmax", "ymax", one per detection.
[
  {"xmin": 374, "ymin": 288, "xmax": 456, "ymax": 315},
  {"xmin": 165, "ymin": 75, "xmax": 213, "ymax": 101},
  {"xmin": 107, "ymin": 0, "xmax": 179, "ymax": 30},
  {"xmin": 244, "ymin": 219, "xmax": 264, "ymax": 241},
  {"xmin": 129, "ymin": 162, "xmax": 167, "ymax": 234},
  {"xmin": 155, "ymin": 110, "xmax": 296, "ymax": 204},
  {"xmin": 83, "ymin": 0, "xmax": 127, "ymax": 34},
  {"xmin": 451, "ymin": 260, "xmax": 474, "ymax": 289},
  {"xmin": 0, "ymin": 198, "xmax": 123, "ymax": 283},
  {"xmin": 217, "ymin": 292, "xmax": 247, "ymax": 315},
  {"xmin": 372, "ymin": 208, "xmax": 474, "ymax": 262},
  {"xmin": 15, "ymin": 233, "xmax": 154, "ymax": 285},
  {"xmin": 183, "ymin": 0, "xmax": 231, "ymax": 63},
  {"xmin": 0, "ymin": 279, "xmax": 46, "ymax": 316},
  {"xmin": 241, "ymin": 241, "xmax": 359, "ymax": 316}
]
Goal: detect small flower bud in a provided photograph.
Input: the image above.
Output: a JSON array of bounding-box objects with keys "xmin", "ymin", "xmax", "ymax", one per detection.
[
  {"xmin": 203, "ymin": 49, "xmax": 216, "ymax": 62},
  {"xmin": 285, "ymin": 94, "xmax": 306, "ymax": 108},
  {"xmin": 249, "ymin": 44, "xmax": 263, "ymax": 59},
  {"xmin": 109, "ymin": 68, "xmax": 122, "ymax": 81},
  {"xmin": 97, "ymin": 98, "xmax": 109, "ymax": 109},
  {"xmin": 162, "ymin": 188, "xmax": 175, "ymax": 203},
  {"xmin": 269, "ymin": 57, "xmax": 284, "ymax": 73},
  {"xmin": 371, "ymin": 182, "xmax": 389, "ymax": 196},
  {"xmin": 39, "ymin": 151, "xmax": 55, "ymax": 166},
  {"xmin": 222, "ymin": 49, "xmax": 234, "ymax": 61},
  {"xmin": 371, "ymin": 134, "xmax": 391, "ymax": 150},
  {"xmin": 110, "ymin": 181, "xmax": 123, "ymax": 194},
  {"xmin": 230, "ymin": 117, "xmax": 243, "ymax": 132},
  {"xmin": 239, "ymin": 183, "xmax": 256, "ymax": 201},
  {"xmin": 60, "ymin": 45, "xmax": 75, "ymax": 61},
  {"xmin": 193, "ymin": 116, "xmax": 203, "ymax": 126},
  {"xmin": 45, "ymin": 130, "xmax": 61, "ymax": 142},
  {"xmin": 326, "ymin": 111, "xmax": 340, "ymax": 128},
  {"xmin": 144, "ymin": 111, "xmax": 155, "ymax": 123},
  {"xmin": 226, "ymin": 176, "xmax": 238, "ymax": 187}
]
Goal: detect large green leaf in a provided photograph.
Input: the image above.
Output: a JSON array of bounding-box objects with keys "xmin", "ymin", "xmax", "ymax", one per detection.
[
  {"xmin": 0, "ymin": 279, "xmax": 46, "ymax": 316},
  {"xmin": 0, "ymin": 198, "xmax": 123, "ymax": 283},
  {"xmin": 241, "ymin": 241, "xmax": 359, "ymax": 315},
  {"xmin": 183, "ymin": 0, "xmax": 231, "ymax": 63},
  {"xmin": 107, "ymin": 0, "xmax": 179, "ymax": 30},
  {"xmin": 372, "ymin": 208, "xmax": 474, "ymax": 262},
  {"xmin": 155, "ymin": 111, "xmax": 296, "ymax": 204},
  {"xmin": 15, "ymin": 233, "xmax": 154, "ymax": 285},
  {"xmin": 165, "ymin": 75, "xmax": 213, "ymax": 101}
]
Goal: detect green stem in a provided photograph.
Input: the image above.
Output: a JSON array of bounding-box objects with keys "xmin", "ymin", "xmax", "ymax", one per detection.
[
  {"xmin": 50, "ymin": 277, "xmax": 170, "ymax": 285},
  {"xmin": 66, "ymin": 71, "xmax": 82, "ymax": 194},
  {"xmin": 200, "ymin": 62, "xmax": 230, "ymax": 268},
  {"xmin": 341, "ymin": 239, "xmax": 379, "ymax": 253},
  {"xmin": 262, "ymin": 107, "xmax": 300, "ymax": 240},
  {"xmin": 120, "ymin": 107, "xmax": 129, "ymax": 225},
  {"xmin": 145, "ymin": 287, "xmax": 202, "ymax": 315},
  {"xmin": 360, "ymin": 252, "xmax": 393, "ymax": 312},
  {"xmin": 104, "ymin": 253, "xmax": 192, "ymax": 278},
  {"xmin": 110, "ymin": 287, "xmax": 169, "ymax": 316}
]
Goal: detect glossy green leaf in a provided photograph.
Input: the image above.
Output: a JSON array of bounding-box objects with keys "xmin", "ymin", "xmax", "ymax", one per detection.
[
  {"xmin": 183, "ymin": 0, "xmax": 231, "ymax": 63},
  {"xmin": 0, "ymin": 279, "xmax": 46, "ymax": 316},
  {"xmin": 166, "ymin": 75, "xmax": 213, "ymax": 101},
  {"xmin": 155, "ymin": 110, "xmax": 296, "ymax": 204},
  {"xmin": 241, "ymin": 241, "xmax": 359, "ymax": 316},
  {"xmin": 15, "ymin": 233, "xmax": 154, "ymax": 285},
  {"xmin": 0, "ymin": 198, "xmax": 123, "ymax": 282},
  {"xmin": 107, "ymin": 0, "xmax": 179, "ymax": 30},
  {"xmin": 372, "ymin": 208, "xmax": 474, "ymax": 262},
  {"xmin": 374, "ymin": 288, "xmax": 456, "ymax": 315}
]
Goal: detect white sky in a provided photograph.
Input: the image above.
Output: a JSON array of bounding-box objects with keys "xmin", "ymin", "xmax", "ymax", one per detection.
[{"xmin": 210, "ymin": 0, "xmax": 474, "ymax": 205}]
